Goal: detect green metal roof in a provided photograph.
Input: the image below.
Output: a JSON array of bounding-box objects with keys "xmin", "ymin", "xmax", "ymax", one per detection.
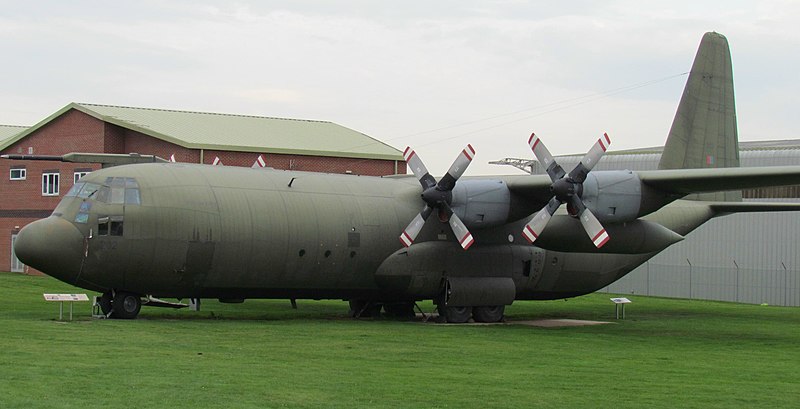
[
  {"xmin": 0, "ymin": 125, "xmax": 28, "ymax": 143},
  {"xmin": 1, "ymin": 103, "xmax": 403, "ymax": 161}
]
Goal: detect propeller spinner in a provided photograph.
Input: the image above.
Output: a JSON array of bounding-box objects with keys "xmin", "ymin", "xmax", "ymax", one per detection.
[
  {"xmin": 400, "ymin": 145, "xmax": 476, "ymax": 250},
  {"xmin": 522, "ymin": 133, "xmax": 611, "ymax": 248}
]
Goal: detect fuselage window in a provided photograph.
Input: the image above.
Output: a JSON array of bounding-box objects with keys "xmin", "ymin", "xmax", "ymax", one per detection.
[
  {"xmin": 110, "ymin": 216, "xmax": 124, "ymax": 236},
  {"xmin": 97, "ymin": 216, "xmax": 123, "ymax": 236},
  {"xmin": 98, "ymin": 217, "xmax": 109, "ymax": 236}
]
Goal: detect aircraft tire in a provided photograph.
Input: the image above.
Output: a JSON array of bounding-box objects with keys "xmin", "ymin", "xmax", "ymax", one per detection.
[
  {"xmin": 440, "ymin": 305, "xmax": 472, "ymax": 323},
  {"xmin": 98, "ymin": 292, "xmax": 113, "ymax": 316},
  {"xmin": 111, "ymin": 291, "xmax": 141, "ymax": 319},
  {"xmin": 472, "ymin": 305, "xmax": 505, "ymax": 323}
]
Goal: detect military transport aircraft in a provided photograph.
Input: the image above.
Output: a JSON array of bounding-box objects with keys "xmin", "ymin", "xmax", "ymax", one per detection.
[{"xmin": 10, "ymin": 32, "xmax": 800, "ymax": 322}]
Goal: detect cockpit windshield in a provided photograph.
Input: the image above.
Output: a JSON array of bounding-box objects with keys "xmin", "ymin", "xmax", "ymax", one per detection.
[{"xmin": 67, "ymin": 177, "xmax": 140, "ymax": 205}]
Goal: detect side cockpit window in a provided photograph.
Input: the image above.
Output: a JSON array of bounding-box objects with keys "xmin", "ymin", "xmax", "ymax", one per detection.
[{"xmin": 98, "ymin": 215, "xmax": 124, "ymax": 237}]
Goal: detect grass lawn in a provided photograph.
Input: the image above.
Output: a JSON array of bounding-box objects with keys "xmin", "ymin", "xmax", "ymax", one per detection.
[{"xmin": 0, "ymin": 272, "xmax": 797, "ymax": 408}]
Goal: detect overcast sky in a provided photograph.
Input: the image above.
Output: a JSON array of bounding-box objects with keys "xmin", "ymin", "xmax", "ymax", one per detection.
[{"xmin": 1, "ymin": 1, "xmax": 798, "ymax": 175}]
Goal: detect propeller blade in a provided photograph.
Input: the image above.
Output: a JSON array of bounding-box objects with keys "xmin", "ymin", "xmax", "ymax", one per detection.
[
  {"xmin": 403, "ymin": 147, "xmax": 437, "ymax": 190},
  {"xmin": 521, "ymin": 196, "xmax": 561, "ymax": 244},
  {"xmin": 252, "ymin": 155, "xmax": 266, "ymax": 168},
  {"xmin": 437, "ymin": 144, "xmax": 475, "ymax": 191},
  {"xmin": 399, "ymin": 206, "xmax": 434, "ymax": 247},
  {"xmin": 447, "ymin": 211, "xmax": 475, "ymax": 250},
  {"xmin": 570, "ymin": 196, "xmax": 609, "ymax": 248},
  {"xmin": 568, "ymin": 133, "xmax": 611, "ymax": 183},
  {"xmin": 528, "ymin": 133, "xmax": 565, "ymax": 181}
]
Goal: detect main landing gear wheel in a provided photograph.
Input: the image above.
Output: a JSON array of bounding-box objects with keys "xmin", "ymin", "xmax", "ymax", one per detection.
[
  {"xmin": 472, "ymin": 305, "xmax": 505, "ymax": 323},
  {"xmin": 97, "ymin": 292, "xmax": 113, "ymax": 316},
  {"xmin": 439, "ymin": 305, "xmax": 472, "ymax": 323},
  {"xmin": 111, "ymin": 291, "xmax": 142, "ymax": 319}
]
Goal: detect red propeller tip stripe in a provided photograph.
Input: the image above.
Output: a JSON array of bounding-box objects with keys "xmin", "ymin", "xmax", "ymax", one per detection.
[
  {"xmin": 523, "ymin": 225, "xmax": 538, "ymax": 243},
  {"xmin": 400, "ymin": 232, "xmax": 413, "ymax": 247},
  {"xmin": 460, "ymin": 233, "xmax": 475, "ymax": 250}
]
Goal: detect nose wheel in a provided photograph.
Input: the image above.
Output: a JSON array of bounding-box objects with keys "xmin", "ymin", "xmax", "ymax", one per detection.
[{"xmin": 98, "ymin": 291, "xmax": 142, "ymax": 319}]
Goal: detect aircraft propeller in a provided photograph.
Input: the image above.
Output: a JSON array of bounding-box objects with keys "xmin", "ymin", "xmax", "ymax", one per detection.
[
  {"xmin": 522, "ymin": 133, "xmax": 611, "ymax": 248},
  {"xmin": 400, "ymin": 145, "xmax": 476, "ymax": 250}
]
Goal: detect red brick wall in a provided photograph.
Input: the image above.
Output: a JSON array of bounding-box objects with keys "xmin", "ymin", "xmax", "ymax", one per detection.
[
  {"xmin": 104, "ymin": 123, "xmax": 126, "ymax": 154},
  {"xmin": 4, "ymin": 109, "xmax": 106, "ymax": 155},
  {"xmin": 0, "ymin": 160, "xmax": 99, "ymax": 211}
]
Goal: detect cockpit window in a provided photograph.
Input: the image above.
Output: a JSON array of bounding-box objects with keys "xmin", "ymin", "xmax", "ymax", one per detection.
[
  {"xmin": 66, "ymin": 182, "xmax": 102, "ymax": 199},
  {"xmin": 78, "ymin": 183, "xmax": 101, "ymax": 198},
  {"xmin": 65, "ymin": 183, "xmax": 83, "ymax": 197},
  {"xmin": 91, "ymin": 177, "xmax": 141, "ymax": 205}
]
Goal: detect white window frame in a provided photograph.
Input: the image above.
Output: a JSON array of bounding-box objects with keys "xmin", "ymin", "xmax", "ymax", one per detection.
[
  {"xmin": 74, "ymin": 171, "xmax": 90, "ymax": 184},
  {"xmin": 42, "ymin": 172, "xmax": 60, "ymax": 196},
  {"xmin": 11, "ymin": 234, "xmax": 24, "ymax": 272},
  {"xmin": 10, "ymin": 168, "xmax": 26, "ymax": 181}
]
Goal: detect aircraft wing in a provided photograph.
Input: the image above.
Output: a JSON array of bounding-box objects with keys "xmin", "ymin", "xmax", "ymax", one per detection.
[
  {"xmin": 502, "ymin": 174, "xmax": 554, "ymax": 203},
  {"xmin": 637, "ymin": 166, "xmax": 800, "ymax": 194}
]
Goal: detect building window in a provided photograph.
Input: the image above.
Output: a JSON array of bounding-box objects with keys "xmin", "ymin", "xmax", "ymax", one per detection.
[
  {"xmin": 42, "ymin": 172, "xmax": 60, "ymax": 196},
  {"xmin": 74, "ymin": 171, "xmax": 90, "ymax": 184},
  {"xmin": 11, "ymin": 234, "xmax": 24, "ymax": 273},
  {"xmin": 10, "ymin": 168, "xmax": 26, "ymax": 180}
]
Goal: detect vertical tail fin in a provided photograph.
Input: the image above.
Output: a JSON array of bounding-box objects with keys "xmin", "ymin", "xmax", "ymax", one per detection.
[{"xmin": 659, "ymin": 32, "xmax": 740, "ymax": 201}]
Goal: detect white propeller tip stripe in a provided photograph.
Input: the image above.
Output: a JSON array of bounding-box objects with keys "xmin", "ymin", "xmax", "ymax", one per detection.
[
  {"xmin": 522, "ymin": 226, "xmax": 538, "ymax": 244},
  {"xmin": 529, "ymin": 135, "xmax": 539, "ymax": 150},
  {"xmin": 463, "ymin": 144, "xmax": 475, "ymax": 160},
  {"xmin": 592, "ymin": 230, "xmax": 610, "ymax": 248},
  {"xmin": 399, "ymin": 232, "xmax": 413, "ymax": 247},
  {"xmin": 253, "ymin": 155, "xmax": 266, "ymax": 168},
  {"xmin": 459, "ymin": 233, "xmax": 475, "ymax": 250},
  {"xmin": 403, "ymin": 147, "xmax": 415, "ymax": 162}
]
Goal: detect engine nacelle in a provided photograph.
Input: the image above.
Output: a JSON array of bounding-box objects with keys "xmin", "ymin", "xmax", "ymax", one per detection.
[
  {"xmin": 580, "ymin": 170, "xmax": 643, "ymax": 223},
  {"xmin": 450, "ymin": 179, "xmax": 511, "ymax": 229}
]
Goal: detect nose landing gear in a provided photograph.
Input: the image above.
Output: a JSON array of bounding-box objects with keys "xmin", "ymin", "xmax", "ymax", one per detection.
[{"xmin": 97, "ymin": 290, "xmax": 142, "ymax": 319}]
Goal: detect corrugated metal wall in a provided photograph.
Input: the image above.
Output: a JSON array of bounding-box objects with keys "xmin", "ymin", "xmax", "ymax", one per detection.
[
  {"xmin": 599, "ymin": 212, "xmax": 800, "ymax": 306},
  {"xmin": 520, "ymin": 141, "xmax": 800, "ymax": 306}
]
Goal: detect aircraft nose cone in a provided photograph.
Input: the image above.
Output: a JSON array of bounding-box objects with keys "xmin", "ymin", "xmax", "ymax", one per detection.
[{"xmin": 15, "ymin": 217, "xmax": 85, "ymax": 282}]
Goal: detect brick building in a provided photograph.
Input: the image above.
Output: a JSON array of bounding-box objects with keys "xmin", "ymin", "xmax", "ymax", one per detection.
[{"xmin": 0, "ymin": 103, "xmax": 406, "ymax": 274}]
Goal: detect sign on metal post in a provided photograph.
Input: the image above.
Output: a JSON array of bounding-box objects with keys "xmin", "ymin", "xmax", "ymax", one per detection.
[
  {"xmin": 610, "ymin": 297, "xmax": 631, "ymax": 319},
  {"xmin": 43, "ymin": 294, "xmax": 90, "ymax": 321}
]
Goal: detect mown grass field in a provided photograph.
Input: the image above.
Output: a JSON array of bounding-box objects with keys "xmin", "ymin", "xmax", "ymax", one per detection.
[{"xmin": 0, "ymin": 272, "xmax": 797, "ymax": 408}]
